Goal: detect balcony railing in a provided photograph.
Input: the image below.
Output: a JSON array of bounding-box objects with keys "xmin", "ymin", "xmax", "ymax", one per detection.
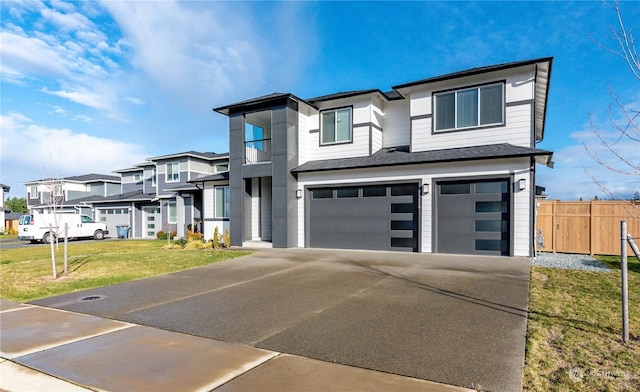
[{"xmin": 245, "ymin": 139, "xmax": 271, "ymax": 164}]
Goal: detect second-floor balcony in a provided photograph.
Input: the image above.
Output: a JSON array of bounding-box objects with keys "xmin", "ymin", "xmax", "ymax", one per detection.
[{"xmin": 245, "ymin": 139, "xmax": 272, "ymax": 164}]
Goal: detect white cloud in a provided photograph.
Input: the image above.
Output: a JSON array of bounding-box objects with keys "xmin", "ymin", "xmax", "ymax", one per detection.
[
  {"xmin": 539, "ymin": 109, "xmax": 640, "ymax": 200},
  {"xmin": 40, "ymin": 7, "xmax": 93, "ymax": 32},
  {"xmin": 0, "ymin": 112, "xmax": 147, "ymax": 191},
  {"xmin": 100, "ymin": 1, "xmax": 268, "ymax": 105},
  {"xmin": 42, "ymin": 87, "xmax": 113, "ymax": 111}
]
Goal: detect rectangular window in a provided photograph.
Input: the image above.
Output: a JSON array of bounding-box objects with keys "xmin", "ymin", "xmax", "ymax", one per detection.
[
  {"xmin": 168, "ymin": 201, "xmax": 177, "ymax": 223},
  {"xmin": 363, "ymin": 186, "xmax": 386, "ymax": 197},
  {"xmin": 134, "ymin": 173, "xmax": 142, "ymax": 182},
  {"xmin": 475, "ymin": 181, "xmax": 507, "ymax": 194},
  {"xmin": 312, "ymin": 189, "xmax": 333, "ymax": 199},
  {"xmin": 336, "ymin": 188, "xmax": 358, "ymax": 198},
  {"xmin": 53, "ymin": 184, "xmax": 63, "ymax": 197},
  {"xmin": 215, "ymin": 186, "xmax": 230, "ymax": 218},
  {"xmin": 440, "ymin": 183, "xmax": 471, "ymax": 195},
  {"xmin": 151, "ymin": 168, "xmax": 157, "ymax": 187},
  {"xmin": 434, "ymin": 83, "xmax": 504, "ymax": 131},
  {"xmin": 166, "ymin": 162, "xmax": 179, "ymax": 182},
  {"xmin": 30, "ymin": 186, "xmax": 38, "ymax": 199},
  {"xmin": 215, "ymin": 163, "xmax": 229, "ymax": 173},
  {"xmin": 321, "ymin": 108, "xmax": 352, "ymax": 145}
]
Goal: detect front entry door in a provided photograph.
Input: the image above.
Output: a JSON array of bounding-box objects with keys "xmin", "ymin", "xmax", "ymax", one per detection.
[{"xmin": 143, "ymin": 207, "xmax": 161, "ymax": 238}]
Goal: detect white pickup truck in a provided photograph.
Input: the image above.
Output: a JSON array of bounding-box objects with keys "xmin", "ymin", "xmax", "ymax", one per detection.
[{"xmin": 18, "ymin": 213, "xmax": 109, "ymax": 243}]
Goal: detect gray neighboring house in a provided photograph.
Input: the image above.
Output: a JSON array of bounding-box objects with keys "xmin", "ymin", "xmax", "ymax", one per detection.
[
  {"xmin": 1, "ymin": 183, "xmax": 10, "ymax": 229},
  {"xmin": 24, "ymin": 174, "xmax": 121, "ymax": 215},
  {"xmin": 84, "ymin": 151, "xmax": 229, "ymax": 239},
  {"xmin": 213, "ymin": 57, "xmax": 554, "ymax": 256}
]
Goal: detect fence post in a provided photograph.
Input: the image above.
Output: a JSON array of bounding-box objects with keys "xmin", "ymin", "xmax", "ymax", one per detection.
[{"xmin": 621, "ymin": 220, "xmax": 629, "ymax": 343}]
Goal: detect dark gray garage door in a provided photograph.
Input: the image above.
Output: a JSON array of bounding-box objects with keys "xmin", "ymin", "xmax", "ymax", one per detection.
[
  {"xmin": 308, "ymin": 183, "xmax": 418, "ymax": 252},
  {"xmin": 436, "ymin": 179, "xmax": 510, "ymax": 256}
]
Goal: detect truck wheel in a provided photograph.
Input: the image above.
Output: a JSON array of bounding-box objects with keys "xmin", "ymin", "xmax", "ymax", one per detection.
[
  {"xmin": 42, "ymin": 232, "xmax": 55, "ymax": 244},
  {"xmin": 93, "ymin": 230, "xmax": 105, "ymax": 240}
]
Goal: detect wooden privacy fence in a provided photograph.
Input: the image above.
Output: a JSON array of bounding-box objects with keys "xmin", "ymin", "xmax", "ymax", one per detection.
[{"xmin": 536, "ymin": 200, "xmax": 640, "ymax": 256}]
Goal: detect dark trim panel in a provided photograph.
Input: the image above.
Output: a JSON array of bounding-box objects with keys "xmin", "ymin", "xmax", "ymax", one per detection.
[{"xmin": 505, "ymin": 99, "xmax": 535, "ymax": 107}]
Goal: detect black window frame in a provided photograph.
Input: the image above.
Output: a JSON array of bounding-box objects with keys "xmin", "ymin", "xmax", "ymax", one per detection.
[
  {"xmin": 433, "ymin": 81, "xmax": 505, "ymax": 133},
  {"xmin": 320, "ymin": 106, "xmax": 353, "ymax": 146}
]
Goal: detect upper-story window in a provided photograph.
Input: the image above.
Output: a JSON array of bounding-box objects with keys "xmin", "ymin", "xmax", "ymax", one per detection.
[
  {"xmin": 134, "ymin": 173, "xmax": 142, "ymax": 182},
  {"xmin": 245, "ymin": 111, "xmax": 272, "ymax": 164},
  {"xmin": 434, "ymin": 83, "xmax": 504, "ymax": 132},
  {"xmin": 151, "ymin": 168, "xmax": 157, "ymax": 187},
  {"xmin": 29, "ymin": 186, "xmax": 38, "ymax": 199},
  {"xmin": 53, "ymin": 184, "xmax": 63, "ymax": 197},
  {"xmin": 215, "ymin": 163, "xmax": 229, "ymax": 173},
  {"xmin": 166, "ymin": 162, "xmax": 179, "ymax": 182},
  {"xmin": 321, "ymin": 107, "xmax": 352, "ymax": 145}
]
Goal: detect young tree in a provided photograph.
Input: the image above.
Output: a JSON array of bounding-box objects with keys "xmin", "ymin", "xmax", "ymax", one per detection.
[
  {"xmin": 40, "ymin": 153, "xmax": 65, "ymax": 278},
  {"xmin": 585, "ymin": 0, "xmax": 639, "ymax": 220}
]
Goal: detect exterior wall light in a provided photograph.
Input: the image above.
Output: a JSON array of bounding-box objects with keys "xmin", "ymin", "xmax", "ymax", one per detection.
[
  {"xmin": 518, "ymin": 179, "xmax": 526, "ymax": 191},
  {"xmin": 421, "ymin": 184, "xmax": 430, "ymax": 194},
  {"xmin": 296, "ymin": 189, "xmax": 303, "ymax": 199}
]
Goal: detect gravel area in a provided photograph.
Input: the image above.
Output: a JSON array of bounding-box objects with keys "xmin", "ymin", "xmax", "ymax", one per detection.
[{"xmin": 531, "ymin": 252, "xmax": 612, "ymax": 272}]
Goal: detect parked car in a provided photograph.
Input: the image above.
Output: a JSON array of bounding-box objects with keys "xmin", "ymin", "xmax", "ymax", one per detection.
[{"xmin": 18, "ymin": 213, "xmax": 109, "ymax": 243}]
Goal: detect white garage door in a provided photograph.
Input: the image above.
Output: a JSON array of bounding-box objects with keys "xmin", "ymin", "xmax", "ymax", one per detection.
[{"xmin": 97, "ymin": 208, "xmax": 130, "ymax": 238}]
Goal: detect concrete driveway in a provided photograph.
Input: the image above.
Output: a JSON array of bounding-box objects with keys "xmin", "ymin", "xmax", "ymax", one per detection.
[{"xmin": 30, "ymin": 248, "xmax": 530, "ymax": 391}]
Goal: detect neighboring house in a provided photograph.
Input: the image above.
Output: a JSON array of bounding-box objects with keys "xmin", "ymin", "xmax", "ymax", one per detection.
[
  {"xmin": 1, "ymin": 183, "xmax": 9, "ymax": 230},
  {"xmin": 83, "ymin": 151, "xmax": 229, "ymax": 239},
  {"xmin": 213, "ymin": 57, "xmax": 554, "ymax": 256},
  {"xmin": 24, "ymin": 174, "xmax": 121, "ymax": 215}
]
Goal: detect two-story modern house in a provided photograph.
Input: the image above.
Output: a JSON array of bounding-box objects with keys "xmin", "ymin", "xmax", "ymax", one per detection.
[
  {"xmin": 83, "ymin": 151, "xmax": 229, "ymax": 239},
  {"xmin": 213, "ymin": 57, "xmax": 554, "ymax": 256},
  {"xmin": 24, "ymin": 174, "xmax": 121, "ymax": 215}
]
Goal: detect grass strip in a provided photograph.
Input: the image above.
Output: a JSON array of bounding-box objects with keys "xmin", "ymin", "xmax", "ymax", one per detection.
[{"xmin": 0, "ymin": 240, "xmax": 250, "ymax": 302}]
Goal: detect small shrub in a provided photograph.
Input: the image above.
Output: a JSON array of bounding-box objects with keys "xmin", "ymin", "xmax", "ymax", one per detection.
[
  {"xmin": 187, "ymin": 230, "xmax": 204, "ymax": 242},
  {"xmin": 173, "ymin": 238, "xmax": 188, "ymax": 247},
  {"xmin": 184, "ymin": 240, "xmax": 209, "ymax": 250},
  {"xmin": 212, "ymin": 227, "xmax": 221, "ymax": 249},
  {"xmin": 157, "ymin": 231, "xmax": 167, "ymax": 240},
  {"xmin": 224, "ymin": 229, "xmax": 231, "ymax": 248}
]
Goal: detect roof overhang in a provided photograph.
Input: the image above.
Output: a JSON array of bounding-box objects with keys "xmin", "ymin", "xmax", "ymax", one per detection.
[
  {"xmin": 292, "ymin": 143, "xmax": 554, "ymax": 173},
  {"xmin": 534, "ymin": 59, "xmax": 553, "ymax": 142},
  {"xmin": 213, "ymin": 93, "xmax": 314, "ymax": 116}
]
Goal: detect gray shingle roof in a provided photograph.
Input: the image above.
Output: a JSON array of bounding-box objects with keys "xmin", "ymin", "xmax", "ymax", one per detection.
[
  {"xmin": 25, "ymin": 174, "xmax": 120, "ymax": 183},
  {"xmin": 82, "ymin": 191, "xmax": 156, "ymax": 204},
  {"xmin": 147, "ymin": 151, "xmax": 229, "ymax": 161},
  {"xmin": 392, "ymin": 57, "xmax": 553, "ymax": 90},
  {"xmin": 291, "ymin": 143, "xmax": 552, "ymax": 173},
  {"xmin": 188, "ymin": 172, "xmax": 229, "ymax": 183},
  {"xmin": 213, "ymin": 93, "xmax": 311, "ymax": 115},
  {"xmin": 64, "ymin": 174, "xmax": 121, "ymax": 182}
]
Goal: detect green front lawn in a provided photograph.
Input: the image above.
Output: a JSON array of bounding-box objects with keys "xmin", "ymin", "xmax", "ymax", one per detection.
[
  {"xmin": 524, "ymin": 256, "xmax": 639, "ymax": 391},
  {"xmin": 0, "ymin": 240, "xmax": 250, "ymax": 302}
]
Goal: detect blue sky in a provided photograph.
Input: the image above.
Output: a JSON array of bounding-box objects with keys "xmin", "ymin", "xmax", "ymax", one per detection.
[{"xmin": 1, "ymin": 0, "xmax": 639, "ymax": 200}]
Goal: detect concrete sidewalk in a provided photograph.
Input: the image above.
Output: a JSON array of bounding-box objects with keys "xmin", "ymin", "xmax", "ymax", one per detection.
[{"xmin": 1, "ymin": 300, "xmax": 469, "ymax": 391}]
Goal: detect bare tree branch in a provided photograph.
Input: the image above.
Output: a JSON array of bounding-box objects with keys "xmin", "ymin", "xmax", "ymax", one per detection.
[{"xmin": 584, "ymin": 0, "xmax": 640, "ymax": 221}]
